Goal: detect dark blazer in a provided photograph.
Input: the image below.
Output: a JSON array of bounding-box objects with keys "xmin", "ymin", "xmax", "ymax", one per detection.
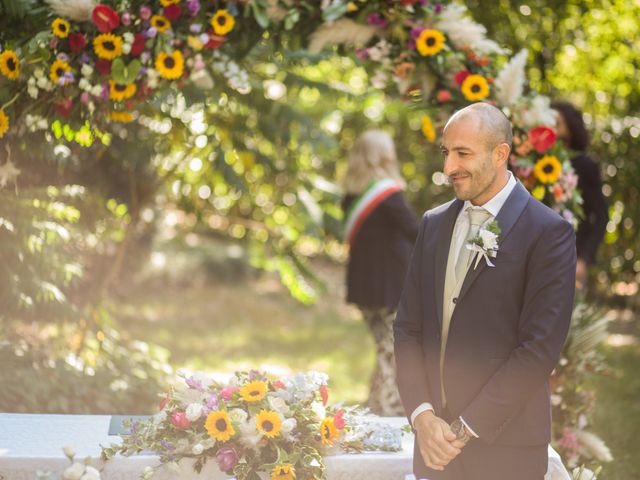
[
  {"xmin": 571, "ymin": 154, "xmax": 608, "ymax": 264},
  {"xmin": 343, "ymin": 190, "xmax": 419, "ymax": 310},
  {"xmin": 393, "ymin": 183, "xmax": 576, "ymax": 452}
]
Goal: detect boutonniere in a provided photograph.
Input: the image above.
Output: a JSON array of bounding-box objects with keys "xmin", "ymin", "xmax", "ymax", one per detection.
[{"xmin": 466, "ymin": 220, "xmax": 501, "ymax": 269}]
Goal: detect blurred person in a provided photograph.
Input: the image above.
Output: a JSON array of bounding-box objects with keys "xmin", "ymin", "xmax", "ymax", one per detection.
[
  {"xmin": 342, "ymin": 129, "xmax": 419, "ymax": 416},
  {"xmin": 552, "ymin": 101, "xmax": 608, "ymax": 290}
]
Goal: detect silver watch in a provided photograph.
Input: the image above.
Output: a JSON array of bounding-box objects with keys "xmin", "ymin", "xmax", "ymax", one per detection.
[{"xmin": 450, "ymin": 418, "xmax": 472, "ymax": 444}]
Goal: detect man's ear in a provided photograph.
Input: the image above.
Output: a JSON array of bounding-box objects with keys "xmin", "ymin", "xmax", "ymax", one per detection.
[{"xmin": 493, "ymin": 143, "xmax": 511, "ymax": 166}]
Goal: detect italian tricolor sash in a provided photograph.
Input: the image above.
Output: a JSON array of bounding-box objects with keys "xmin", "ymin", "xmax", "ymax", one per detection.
[{"xmin": 344, "ymin": 178, "xmax": 402, "ymax": 245}]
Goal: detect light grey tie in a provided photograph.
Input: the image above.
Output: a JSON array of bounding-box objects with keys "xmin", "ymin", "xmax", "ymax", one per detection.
[{"xmin": 455, "ymin": 207, "xmax": 491, "ymax": 280}]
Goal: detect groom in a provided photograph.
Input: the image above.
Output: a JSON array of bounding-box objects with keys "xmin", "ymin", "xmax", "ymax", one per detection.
[{"xmin": 393, "ymin": 103, "xmax": 576, "ymax": 479}]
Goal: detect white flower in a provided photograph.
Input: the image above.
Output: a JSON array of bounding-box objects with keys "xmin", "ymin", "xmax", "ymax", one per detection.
[
  {"xmin": 79, "ymin": 78, "xmax": 91, "ymax": 91},
  {"xmin": 63, "ymin": 463, "xmax": 85, "ymax": 480},
  {"xmin": 185, "ymin": 403, "xmax": 203, "ymax": 422},
  {"xmin": 123, "ymin": 32, "xmax": 134, "ymax": 43},
  {"xmin": 81, "ymin": 64, "xmax": 93, "ymax": 77},
  {"xmin": 268, "ymin": 395, "xmax": 291, "ymax": 415},
  {"xmin": 435, "ymin": 4, "xmax": 507, "ymax": 55},
  {"xmin": 574, "ymin": 430, "xmax": 613, "ymax": 462},
  {"xmin": 80, "ymin": 466, "xmax": 100, "ymax": 480},
  {"xmin": 192, "ymin": 443, "xmax": 204, "ymax": 455},
  {"xmin": 37, "ymin": 77, "xmax": 49, "ymax": 89},
  {"xmin": 229, "ymin": 408, "xmax": 248, "ymax": 424},
  {"xmin": 281, "ymin": 418, "xmax": 297, "ymax": 439},
  {"xmin": 572, "ymin": 467, "xmax": 597, "ymax": 480},
  {"xmin": 520, "ymin": 95, "xmax": 557, "ymax": 128},
  {"xmin": 479, "ymin": 229, "xmax": 498, "ymax": 251},
  {"xmin": 550, "ymin": 394, "xmax": 562, "ymax": 406},
  {"xmin": 238, "ymin": 419, "xmax": 262, "ymax": 451},
  {"xmin": 90, "ymin": 85, "xmax": 102, "ymax": 97},
  {"xmin": 63, "ymin": 444, "xmax": 76, "ymax": 459},
  {"xmin": 311, "ymin": 401, "xmax": 326, "ymax": 421},
  {"xmin": 141, "ymin": 466, "xmax": 154, "ymax": 480},
  {"xmin": 494, "ymin": 49, "xmax": 528, "ymax": 107},
  {"xmin": 34, "ymin": 68, "xmax": 44, "ymax": 79},
  {"xmin": 46, "ymin": 0, "xmax": 96, "ymax": 22},
  {"xmin": 122, "ymin": 43, "xmax": 131, "ymax": 55},
  {"xmin": 308, "ymin": 18, "xmax": 379, "ymax": 54},
  {"xmin": 28, "ymin": 84, "xmax": 39, "ymax": 99}
]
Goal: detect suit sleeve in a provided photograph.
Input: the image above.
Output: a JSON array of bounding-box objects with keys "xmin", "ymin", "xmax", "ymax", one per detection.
[
  {"xmin": 460, "ymin": 217, "xmax": 577, "ymax": 443},
  {"xmin": 393, "ymin": 212, "xmax": 432, "ymax": 420},
  {"xmin": 380, "ymin": 191, "xmax": 420, "ymax": 242}
]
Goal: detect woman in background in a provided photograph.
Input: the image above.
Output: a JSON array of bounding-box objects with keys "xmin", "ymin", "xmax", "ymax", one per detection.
[
  {"xmin": 341, "ymin": 130, "xmax": 419, "ymax": 416},
  {"xmin": 552, "ymin": 101, "xmax": 609, "ymax": 291}
]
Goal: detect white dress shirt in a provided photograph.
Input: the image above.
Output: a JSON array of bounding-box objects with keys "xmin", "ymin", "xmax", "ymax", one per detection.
[{"xmin": 410, "ymin": 172, "xmax": 518, "ymax": 436}]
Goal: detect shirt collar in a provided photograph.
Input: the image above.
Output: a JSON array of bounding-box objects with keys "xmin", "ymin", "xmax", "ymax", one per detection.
[{"xmin": 462, "ymin": 171, "xmax": 517, "ymax": 218}]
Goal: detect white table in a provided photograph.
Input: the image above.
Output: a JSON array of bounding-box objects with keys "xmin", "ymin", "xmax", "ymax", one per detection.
[{"xmin": 0, "ymin": 414, "xmax": 570, "ymax": 480}]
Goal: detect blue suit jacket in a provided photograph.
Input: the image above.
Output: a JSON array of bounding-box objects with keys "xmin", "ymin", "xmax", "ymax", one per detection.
[{"xmin": 393, "ymin": 182, "xmax": 576, "ymax": 446}]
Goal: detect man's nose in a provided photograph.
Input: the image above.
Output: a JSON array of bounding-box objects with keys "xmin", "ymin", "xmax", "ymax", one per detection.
[{"xmin": 443, "ymin": 154, "xmax": 457, "ymax": 176}]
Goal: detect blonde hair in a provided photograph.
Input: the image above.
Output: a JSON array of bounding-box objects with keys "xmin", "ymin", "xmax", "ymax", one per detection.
[{"xmin": 342, "ymin": 129, "xmax": 406, "ymax": 195}]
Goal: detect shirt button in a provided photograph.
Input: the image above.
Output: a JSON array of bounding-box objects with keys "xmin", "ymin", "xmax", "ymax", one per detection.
[{"xmin": 453, "ymin": 297, "xmax": 458, "ymax": 304}]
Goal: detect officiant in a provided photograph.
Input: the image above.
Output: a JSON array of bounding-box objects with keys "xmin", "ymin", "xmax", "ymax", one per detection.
[{"xmin": 341, "ymin": 129, "xmax": 419, "ymax": 416}]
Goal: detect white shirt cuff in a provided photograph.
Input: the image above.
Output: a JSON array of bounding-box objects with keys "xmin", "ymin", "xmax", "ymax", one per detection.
[
  {"xmin": 459, "ymin": 416, "xmax": 479, "ymax": 438},
  {"xmin": 410, "ymin": 402, "xmax": 434, "ymax": 427}
]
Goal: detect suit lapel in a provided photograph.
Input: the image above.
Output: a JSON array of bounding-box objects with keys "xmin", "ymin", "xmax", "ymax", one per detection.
[
  {"xmin": 435, "ymin": 199, "xmax": 464, "ymax": 328},
  {"xmin": 456, "ymin": 182, "xmax": 531, "ymax": 302}
]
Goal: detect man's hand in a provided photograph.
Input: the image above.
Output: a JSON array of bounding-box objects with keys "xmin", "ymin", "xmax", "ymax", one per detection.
[{"xmin": 414, "ymin": 410, "xmax": 463, "ymax": 471}]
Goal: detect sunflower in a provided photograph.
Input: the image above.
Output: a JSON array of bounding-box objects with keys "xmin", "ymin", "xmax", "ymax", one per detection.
[
  {"xmin": 160, "ymin": 0, "xmax": 180, "ymax": 5},
  {"xmin": 239, "ymin": 380, "xmax": 267, "ymax": 403},
  {"xmin": 49, "ymin": 59, "xmax": 72, "ymax": 85},
  {"xmin": 532, "ymin": 185, "xmax": 546, "ymax": 201},
  {"xmin": 0, "ymin": 109, "xmax": 9, "ymax": 138},
  {"xmin": 256, "ymin": 410, "xmax": 282, "ymax": 439},
  {"xmin": 211, "ymin": 9, "xmax": 235, "ymax": 36},
  {"xmin": 415, "ymin": 29, "xmax": 445, "ymax": 57},
  {"xmin": 461, "ymin": 74, "xmax": 490, "ymax": 101},
  {"xmin": 109, "ymin": 80, "xmax": 137, "ymax": 102},
  {"xmin": 533, "ymin": 155, "xmax": 562, "ymax": 184},
  {"xmin": 271, "ymin": 464, "xmax": 296, "ymax": 480},
  {"xmin": 52, "ymin": 18, "xmax": 70, "ymax": 38},
  {"xmin": 205, "ymin": 410, "xmax": 236, "ymax": 442},
  {"xmin": 110, "ymin": 111, "xmax": 134, "ymax": 123},
  {"xmin": 421, "ymin": 115, "xmax": 435, "ymax": 143},
  {"xmin": 0, "ymin": 50, "xmax": 20, "ymax": 80},
  {"xmin": 320, "ymin": 417, "xmax": 339, "ymax": 445},
  {"xmin": 93, "ymin": 33, "xmax": 123, "ymax": 60},
  {"xmin": 150, "ymin": 15, "xmax": 171, "ymax": 32},
  {"xmin": 155, "ymin": 50, "xmax": 184, "ymax": 80}
]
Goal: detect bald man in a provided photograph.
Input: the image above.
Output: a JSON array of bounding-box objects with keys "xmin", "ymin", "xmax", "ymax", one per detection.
[{"xmin": 393, "ymin": 103, "xmax": 576, "ymax": 479}]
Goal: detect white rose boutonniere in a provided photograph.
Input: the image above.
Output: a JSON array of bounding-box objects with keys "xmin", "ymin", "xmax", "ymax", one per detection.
[{"xmin": 466, "ymin": 219, "xmax": 501, "ymax": 269}]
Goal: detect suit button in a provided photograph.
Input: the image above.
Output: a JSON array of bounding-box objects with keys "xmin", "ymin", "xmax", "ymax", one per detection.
[{"xmin": 453, "ymin": 297, "xmax": 458, "ymax": 304}]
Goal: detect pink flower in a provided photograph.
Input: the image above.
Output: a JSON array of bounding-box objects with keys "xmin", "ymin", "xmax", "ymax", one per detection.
[
  {"xmin": 437, "ymin": 90, "xmax": 451, "ymax": 103},
  {"xmin": 220, "ymin": 386, "xmax": 238, "ymax": 401},
  {"xmin": 320, "ymin": 384, "xmax": 328, "ymax": 406},
  {"xmin": 355, "ymin": 48, "xmax": 369, "ymax": 60},
  {"xmin": 139, "ymin": 6, "xmax": 152, "ymax": 20},
  {"xmin": 367, "ymin": 13, "xmax": 388, "ymax": 28},
  {"xmin": 216, "ymin": 446, "xmax": 239, "ymax": 472},
  {"xmin": 557, "ymin": 427, "xmax": 578, "ymax": 453},
  {"xmin": 528, "ymin": 126, "xmax": 557, "ymax": 154},
  {"xmin": 334, "ymin": 409, "xmax": 345, "ymax": 430},
  {"xmin": 272, "ymin": 380, "xmax": 286, "ymax": 390},
  {"xmin": 453, "ymin": 69, "xmax": 470, "ymax": 86},
  {"xmin": 121, "ymin": 12, "xmax": 132, "ymax": 26},
  {"xmin": 171, "ymin": 411, "xmax": 192, "ymax": 429}
]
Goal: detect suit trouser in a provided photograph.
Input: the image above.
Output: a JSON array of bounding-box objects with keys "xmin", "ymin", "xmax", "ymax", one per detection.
[{"xmin": 413, "ymin": 409, "xmax": 547, "ymax": 480}]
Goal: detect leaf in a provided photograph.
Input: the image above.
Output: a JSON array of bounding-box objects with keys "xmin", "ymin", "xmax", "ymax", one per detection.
[
  {"xmin": 111, "ymin": 58, "xmax": 141, "ymax": 85},
  {"xmin": 250, "ymin": 0, "xmax": 270, "ymax": 29},
  {"xmin": 322, "ymin": 0, "xmax": 350, "ymax": 22},
  {"xmin": 284, "ymin": 9, "xmax": 300, "ymax": 31}
]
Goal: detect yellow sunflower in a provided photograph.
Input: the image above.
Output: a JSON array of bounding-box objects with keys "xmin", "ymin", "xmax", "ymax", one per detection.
[
  {"xmin": 205, "ymin": 410, "xmax": 236, "ymax": 442},
  {"xmin": 239, "ymin": 380, "xmax": 268, "ymax": 403},
  {"xmin": 461, "ymin": 74, "xmax": 490, "ymax": 101},
  {"xmin": 0, "ymin": 50, "xmax": 20, "ymax": 80},
  {"xmin": 93, "ymin": 33, "xmax": 123, "ymax": 60},
  {"xmin": 533, "ymin": 155, "xmax": 562, "ymax": 184},
  {"xmin": 0, "ymin": 109, "xmax": 9, "ymax": 138},
  {"xmin": 271, "ymin": 464, "xmax": 296, "ymax": 480},
  {"xmin": 160, "ymin": 0, "xmax": 180, "ymax": 5},
  {"xmin": 320, "ymin": 417, "xmax": 339, "ymax": 446},
  {"xmin": 109, "ymin": 80, "xmax": 137, "ymax": 102},
  {"xmin": 532, "ymin": 185, "xmax": 546, "ymax": 201},
  {"xmin": 415, "ymin": 29, "xmax": 445, "ymax": 57},
  {"xmin": 421, "ymin": 115, "xmax": 435, "ymax": 143},
  {"xmin": 211, "ymin": 9, "xmax": 235, "ymax": 36},
  {"xmin": 150, "ymin": 15, "xmax": 171, "ymax": 33},
  {"xmin": 155, "ymin": 50, "xmax": 184, "ymax": 80},
  {"xmin": 52, "ymin": 18, "xmax": 70, "ymax": 38},
  {"xmin": 49, "ymin": 59, "xmax": 72, "ymax": 85},
  {"xmin": 110, "ymin": 111, "xmax": 134, "ymax": 123},
  {"xmin": 256, "ymin": 410, "xmax": 282, "ymax": 439}
]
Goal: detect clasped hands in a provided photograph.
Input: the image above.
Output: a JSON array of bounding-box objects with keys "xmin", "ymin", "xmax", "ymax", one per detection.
[{"xmin": 414, "ymin": 410, "xmax": 467, "ymax": 471}]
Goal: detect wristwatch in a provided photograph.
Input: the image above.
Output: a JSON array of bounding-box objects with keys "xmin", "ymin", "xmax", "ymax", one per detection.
[{"xmin": 450, "ymin": 418, "xmax": 473, "ymax": 445}]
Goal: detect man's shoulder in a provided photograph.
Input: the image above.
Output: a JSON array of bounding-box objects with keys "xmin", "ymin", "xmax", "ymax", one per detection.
[{"xmin": 423, "ymin": 199, "xmax": 458, "ymax": 221}]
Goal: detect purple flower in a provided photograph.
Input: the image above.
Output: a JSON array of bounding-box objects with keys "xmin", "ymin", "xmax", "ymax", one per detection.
[
  {"xmin": 248, "ymin": 370, "xmax": 263, "ymax": 381},
  {"xmin": 186, "ymin": 0, "xmax": 201, "ymax": 16},
  {"xmin": 140, "ymin": 52, "xmax": 151, "ymax": 63},
  {"xmin": 145, "ymin": 27, "xmax": 158, "ymax": 39},
  {"xmin": 56, "ymin": 52, "xmax": 70, "ymax": 62},
  {"xmin": 204, "ymin": 393, "xmax": 219, "ymax": 414},
  {"xmin": 367, "ymin": 13, "xmax": 388, "ymax": 28},
  {"xmin": 434, "ymin": 2, "xmax": 444, "ymax": 13},
  {"xmin": 186, "ymin": 376, "xmax": 205, "ymax": 391},
  {"xmin": 100, "ymin": 83, "xmax": 110, "ymax": 101},
  {"xmin": 410, "ymin": 27, "xmax": 426, "ymax": 39},
  {"xmin": 355, "ymin": 48, "xmax": 369, "ymax": 60},
  {"xmin": 78, "ymin": 53, "xmax": 91, "ymax": 64},
  {"xmin": 216, "ymin": 446, "xmax": 239, "ymax": 472},
  {"xmin": 189, "ymin": 23, "xmax": 203, "ymax": 33},
  {"xmin": 160, "ymin": 440, "xmax": 175, "ymax": 451}
]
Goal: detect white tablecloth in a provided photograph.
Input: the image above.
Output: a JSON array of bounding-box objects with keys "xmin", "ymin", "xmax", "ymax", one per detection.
[{"xmin": 0, "ymin": 414, "xmax": 570, "ymax": 480}]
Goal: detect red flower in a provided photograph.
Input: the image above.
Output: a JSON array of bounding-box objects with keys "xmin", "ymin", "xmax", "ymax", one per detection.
[
  {"xmin": 205, "ymin": 30, "xmax": 226, "ymax": 49},
  {"xmin": 453, "ymin": 69, "xmax": 470, "ymax": 86},
  {"xmin": 272, "ymin": 380, "xmax": 286, "ymax": 390},
  {"xmin": 334, "ymin": 409, "xmax": 345, "ymax": 430},
  {"xmin": 400, "ymin": 0, "xmax": 420, "ymax": 5},
  {"xmin": 163, "ymin": 4, "xmax": 181, "ymax": 20},
  {"xmin": 171, "ymin": 411, "xmax": 192, "ymax": 429},
  {"xmin": 528, "ymin": 126, "xmax": 557, "ymax": 154},
  {"xmin": 68, "ymin": 33, "xmax": 87, "ymax": 52},
  {"xmin": 320, "ymin": 384, "xmax": 328, "ymax": 406},
  {"xmin": 92, "ymin": 5, "xmax": 120, "ymax": 33},
  {"xmin": 159, "ymin": 394, "xmax": 170, "ymax": 411},
  {"xmin": 437, "ymin": 89, "xmax": 451, "ymax": 103},
  {"xmin": 54, "ymin": 98, "xmax": 73, "ymax": 118},
  {"xmin": 96, "ymin": 59, "xmax": 112, "ymax": 75},
  {"xmin": 130, "ymin": 33, "xmax": 145, "ymax": 56}
]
